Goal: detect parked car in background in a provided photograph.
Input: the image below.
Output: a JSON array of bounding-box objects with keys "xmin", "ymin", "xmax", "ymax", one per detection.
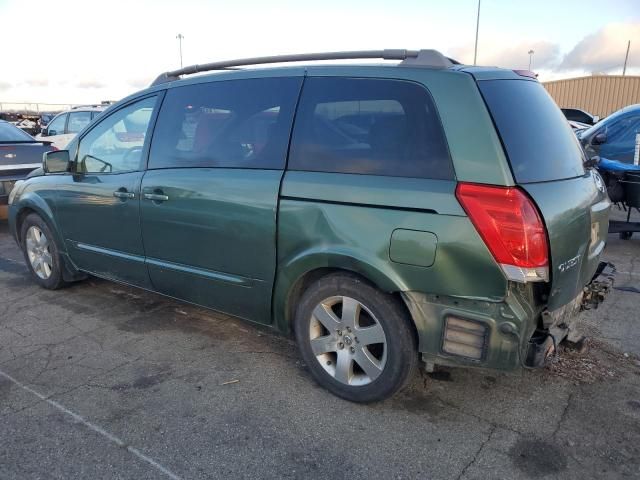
[
  {"xmin": 8, "ymin": 50, "xmax": 613, "ymax": 402},
  {"xmin": 568, "ymin": 119, "xmax": 590, "ymax": 134},
  {"xmin": 0, "ymin": 120, "xmax": 55, "ymax": 219},
  {"xmin": 562, "ymin": 108, "xmax": 599, "ymax": 125},
  {"xmin": 579, "ymin": 104, "xmax": 640, "ymax": 164},
  {"xmin": 36, "ymin": 105, "xmax": 106, "ymax": 149}
]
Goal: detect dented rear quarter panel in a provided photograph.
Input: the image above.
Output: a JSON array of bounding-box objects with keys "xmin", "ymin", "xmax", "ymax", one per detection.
[{"xmin": 272, "ymin": 173, "xmax": 508, "ymax": 334}]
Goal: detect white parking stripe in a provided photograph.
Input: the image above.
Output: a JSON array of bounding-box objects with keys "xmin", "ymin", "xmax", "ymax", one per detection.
[{"xmin": 0, "ymin": 369, "xmax": 182, "ymax": 480}]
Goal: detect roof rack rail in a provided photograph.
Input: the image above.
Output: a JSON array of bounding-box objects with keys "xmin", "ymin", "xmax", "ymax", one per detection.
[
  {"xmin": 70, "ymin": 101, "xmax": 113, "ymax": 110},
  {"xmin": 151, "ymin": 49, "xmax": 460, "ymax": 86}
]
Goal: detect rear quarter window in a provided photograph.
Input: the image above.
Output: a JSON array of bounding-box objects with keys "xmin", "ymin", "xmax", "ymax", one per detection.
[
  {"xmin": 289, "ymin": 77, "xmax": 454, "ymax": 180},
  {"xmin": 479, "ymin": 80, "xmax": 585, "ymax": 183}
]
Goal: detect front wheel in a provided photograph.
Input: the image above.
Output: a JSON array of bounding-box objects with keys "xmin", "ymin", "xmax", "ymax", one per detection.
[
  {"xmin": 294, "ymin": 272, "xmax": 418, "ymax": 402},
  {"xmin": 20, "ymin": 213, "xmax": 67, "ymax": 290}
]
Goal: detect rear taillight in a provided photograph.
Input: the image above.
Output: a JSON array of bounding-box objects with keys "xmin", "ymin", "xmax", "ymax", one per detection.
[{"xmin": 455, "ymin": 182, "xmax": 549, "ymax": 283}]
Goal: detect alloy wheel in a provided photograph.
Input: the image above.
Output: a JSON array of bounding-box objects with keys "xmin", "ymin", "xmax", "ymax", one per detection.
[
  {"xmin": 308, "ymin": 296, "xmax": 387, "ymax": 386},
  {"xmin": 25, "ymin": 226, "xmax": 53, "ymax": 280}
]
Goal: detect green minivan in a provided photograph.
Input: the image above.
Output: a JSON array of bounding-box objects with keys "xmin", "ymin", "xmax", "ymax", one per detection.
[{"xmin": 8, "ymin": 50, "xmax": 613, "ymax": 402}]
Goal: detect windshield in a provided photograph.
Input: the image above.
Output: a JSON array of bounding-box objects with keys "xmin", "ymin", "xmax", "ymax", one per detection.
[
  {"xmin": 0, "ymin": 121, "xmax": 35, "ymax": 142},
  {"xmin": 479, "ymin": 79, "xmax": 585, "ymax": 183}
]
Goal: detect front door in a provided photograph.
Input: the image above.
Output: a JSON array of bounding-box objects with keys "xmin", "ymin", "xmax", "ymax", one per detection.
[
  {"xmin": 55, "ymin": 95, "xmax": 159, "ymax": 287},
  {"xmin": 599, "ymin": 114, "xmax": 640, "ymax": 163},
  {"xmin": 141, "ymin": 76, "xmax": 302, "ymax": 322}
]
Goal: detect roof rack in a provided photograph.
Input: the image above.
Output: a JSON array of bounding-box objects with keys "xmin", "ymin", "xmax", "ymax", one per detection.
[
  {"xmin": 151, "ymin": 49, "xmax": 460, "ymax": 86},
  {"xmin": 70, "ymin": 101, "xmax": 113, "ymax": 110}
]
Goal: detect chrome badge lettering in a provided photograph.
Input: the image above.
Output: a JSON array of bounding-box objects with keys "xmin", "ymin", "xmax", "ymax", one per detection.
[{"xmin": 558, "ymin": 254, "xmax": 581, "ymax": 273}]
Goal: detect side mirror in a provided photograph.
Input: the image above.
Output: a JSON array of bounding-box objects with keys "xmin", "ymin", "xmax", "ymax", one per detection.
[
  {"xmin": 45, "ymin": 129, "xmax": 56, "ymax": 136},
  {"xmin": 592, "ymin": 132, "xmax": 607, "ymax": 145},
  {"xmin": 43, "ymin": 150, "xmax": 71, "ymax": 173}
]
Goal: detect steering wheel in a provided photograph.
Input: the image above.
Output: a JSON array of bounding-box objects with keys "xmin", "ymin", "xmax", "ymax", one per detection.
[{"xmin": 122, "ymin": 146, "xmax": 143, "ymax": 165}]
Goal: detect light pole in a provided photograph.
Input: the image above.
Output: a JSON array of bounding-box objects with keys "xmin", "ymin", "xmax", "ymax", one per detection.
[
  {"xmin": 473, "ymin": 0, "xmax": 481, "ymax": 65},
  {"xmin": 623, "ymin": 40, "xmax": 630, "ymax": 76},
  {"xmin": 176, "ymin": 33, "xmax": 184, "ymax": 68},
  {"xmin": 528, "ymin": 49, "xmax": 535, "ymax": 70}
]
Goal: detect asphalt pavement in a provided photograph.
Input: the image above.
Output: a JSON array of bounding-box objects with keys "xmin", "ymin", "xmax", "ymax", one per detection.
[{"xmin": 1, "ymin": 217, "xmax": 639, "ymax": 479}]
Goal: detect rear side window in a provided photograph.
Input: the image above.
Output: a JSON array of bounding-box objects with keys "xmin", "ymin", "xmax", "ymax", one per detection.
[
  {"xmin": 479, "ymin": 80, "xmax": 585, "ymax": 183},
  {"xmin": 289, "ymin": 77, "xmax": 453, "ymax": 179},
  {"xmin": 149, "ymin": 77, "xmax": 302, "ymax": 170},
  {"xmin": 67, "ymin": 111, "xmax": 92, "ymax": 134}
]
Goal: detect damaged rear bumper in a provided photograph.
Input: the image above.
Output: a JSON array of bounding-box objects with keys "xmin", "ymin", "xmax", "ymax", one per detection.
[
  {"xmin": 402, "ymin": 262, "xmax": 615, "ymax": 372},
  {"xmin": 524, "ymin": 261, "xmax": 615, "ymax": 368}
]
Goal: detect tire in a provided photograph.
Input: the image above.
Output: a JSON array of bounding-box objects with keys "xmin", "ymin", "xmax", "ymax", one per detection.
[
  {"xmin": 619, "ymin": 231, "xmax": 633, "ymax": 240},
  {"xmin": 20, "ymin": 213, "xmax": 67, "ymax": 290},
  {"xmin": 294, "ymin": 272, "xmax": 418, "ymax": 402}
]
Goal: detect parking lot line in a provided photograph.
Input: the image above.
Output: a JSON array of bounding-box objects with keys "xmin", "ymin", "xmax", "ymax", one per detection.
[{"xmin": 0, "ymin": 369, "xmax": 182, "ymax": 480}]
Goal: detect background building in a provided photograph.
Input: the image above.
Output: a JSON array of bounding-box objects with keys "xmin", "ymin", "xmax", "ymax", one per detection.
[{"xmin": 544, "ymin": 75, "xmax": 640, "ymax": 118}]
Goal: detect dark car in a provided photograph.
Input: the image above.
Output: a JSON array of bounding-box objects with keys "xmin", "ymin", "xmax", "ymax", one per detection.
[
  {"xmin": 0, "ymin": 120, "xmax": 55, "ymax": 219},
  {"xmin": 562, "ymin": 108, "xmax": 599, "ymax": 125},
  {"xmin": 580, "ymin": 104, "xmax": 640, "ymax": 164}
]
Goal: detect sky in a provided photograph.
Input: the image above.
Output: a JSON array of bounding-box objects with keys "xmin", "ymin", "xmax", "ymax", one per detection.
[{"xmin": 1, "ymin": 0, "xmax": 639, "ymax": 106}]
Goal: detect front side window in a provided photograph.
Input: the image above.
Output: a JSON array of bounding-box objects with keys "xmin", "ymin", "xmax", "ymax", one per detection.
[
  {"xmin": 77, "ymin": 96, "xmax": 156, "ymax": 174},
  {"xmin": 605, "ymin": 116, "xmax": 640, "ymax": 144},
  {"xmin": 288, "ymin": 77, "xmax": 453, "ymax": 179},
  {"xmin": 47, "ymin": 114, "xmax": 67, "ymax": 135},
  {"xmin": 149, "ymin": 77, "xmax": 302, "ymax": 169},
  {"xmin": 67, "ymin": 111, "xmax": 92, "ymax": 134}
]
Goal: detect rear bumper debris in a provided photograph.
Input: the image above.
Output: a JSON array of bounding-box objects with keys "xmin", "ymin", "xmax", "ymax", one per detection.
[
  {"xmin": 581, "ymin": 262, "xmax": 616, "ymax": 311},
  {"xmin": 525, "ymin": 261, "xmax": 615, "ymax": 367}
]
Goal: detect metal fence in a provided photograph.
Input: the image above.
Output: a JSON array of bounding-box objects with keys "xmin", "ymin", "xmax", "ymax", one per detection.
[
  {"xmin": 543, "ymin": 75, "xmax": 640, "ymax": 118},
  {"xmin": 0, "ymin": 102, "xmax": 77, "ymax": 114}
]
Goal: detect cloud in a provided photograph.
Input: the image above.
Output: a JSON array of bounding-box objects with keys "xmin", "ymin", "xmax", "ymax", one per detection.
[
  {"xmin": 450, "ymin": 40, "xmax": 561, "ymax": 70},
  {"xmin": 560, "ymin": 22, "xmax": 640, "ymax": 72},
  {"xmin": 25, "ymin": 78, "xmax": 49, "ymax": 87},
  {"xmin": 0, "ymin": 81, "xmax": 11, "ymax": 91},
  {"xmin": 75, "ymin": 79, "xmax": 106, "ymax": 89},
  {"xmin": 127, "ymin": 77, "xmax": 152, "ymax": 89}
]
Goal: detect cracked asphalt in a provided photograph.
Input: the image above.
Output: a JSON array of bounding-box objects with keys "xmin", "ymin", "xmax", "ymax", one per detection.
[{"xmin": 1, "ymin": 214, "xmax": 640, "ymax": 480}]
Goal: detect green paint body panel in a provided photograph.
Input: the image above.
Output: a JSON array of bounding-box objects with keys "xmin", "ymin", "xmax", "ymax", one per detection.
[
  {"xmin": 522, "ymin": 173, "xmax": 610, "ymax": 310},
  {"xmin": 139, "ymin": 168, "xmax": 281, "ymax": 322},
  {"xmin": 7, "ymin": 63, "xmax": 611, "ymax": 374},
  {"xmin": 273, "ymin": 172, "xmax": 508, "ymax": 336},
  {"xmin": 54, "ymin": 172, "xmax": 151, "ymax": 288},
  {"xmin": 389, "ymin": 229, "xmax": 437, "ymax": 267}
]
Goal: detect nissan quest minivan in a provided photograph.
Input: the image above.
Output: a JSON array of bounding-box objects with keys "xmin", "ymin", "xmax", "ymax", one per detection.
[{"xmin": 8, "ymin": 50, "xmax": 613, "ymax": 402}]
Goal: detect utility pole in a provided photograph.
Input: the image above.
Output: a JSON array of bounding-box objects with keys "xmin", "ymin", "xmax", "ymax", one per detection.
[
  {"xmin": 176, "ymin": 33, "xmax": 184, "ymax": 68},
  {"xmin": 528, "ymin": 49, "xmax": 535, "ymax": 70},
  {"xmin": 623, "ymin": 40, "xmax": 630, "ymax": 76},
  {"xmin": 473, "ymin": 0, "xmax": 481, "ymax": 65}
]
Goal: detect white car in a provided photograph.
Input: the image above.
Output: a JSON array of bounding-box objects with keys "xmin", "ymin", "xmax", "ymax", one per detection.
[{"xmin": 36, "ymin": 106, "xmax": 106, "ymax": 149}]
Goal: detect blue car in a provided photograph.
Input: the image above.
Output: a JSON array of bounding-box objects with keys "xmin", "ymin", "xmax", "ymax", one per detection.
[{"xmin": 580, "ymin": 104, "xmax": 640, "ymax": 164}]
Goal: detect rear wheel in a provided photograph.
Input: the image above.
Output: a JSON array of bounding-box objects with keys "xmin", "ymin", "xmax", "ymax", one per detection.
[
  {"xmin": 619, "ymin": 231, "xmax": 633, "ymax": 240},
  {"xmin": 20, "ymin": 213, "xmax": 67, "ymax": 290},
  {"xmin": 294, "ymin": 272, "xmax": 418, "ymax": 402}
]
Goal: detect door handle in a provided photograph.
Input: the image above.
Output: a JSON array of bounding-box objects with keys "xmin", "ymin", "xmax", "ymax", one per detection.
[
  {"xmin": 113, "ymin": 190, "xmax": 135, "ymax": 199},
  {"xmin": 143, "ymin": 193, "xmax": 169, "ymax": 202}
]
